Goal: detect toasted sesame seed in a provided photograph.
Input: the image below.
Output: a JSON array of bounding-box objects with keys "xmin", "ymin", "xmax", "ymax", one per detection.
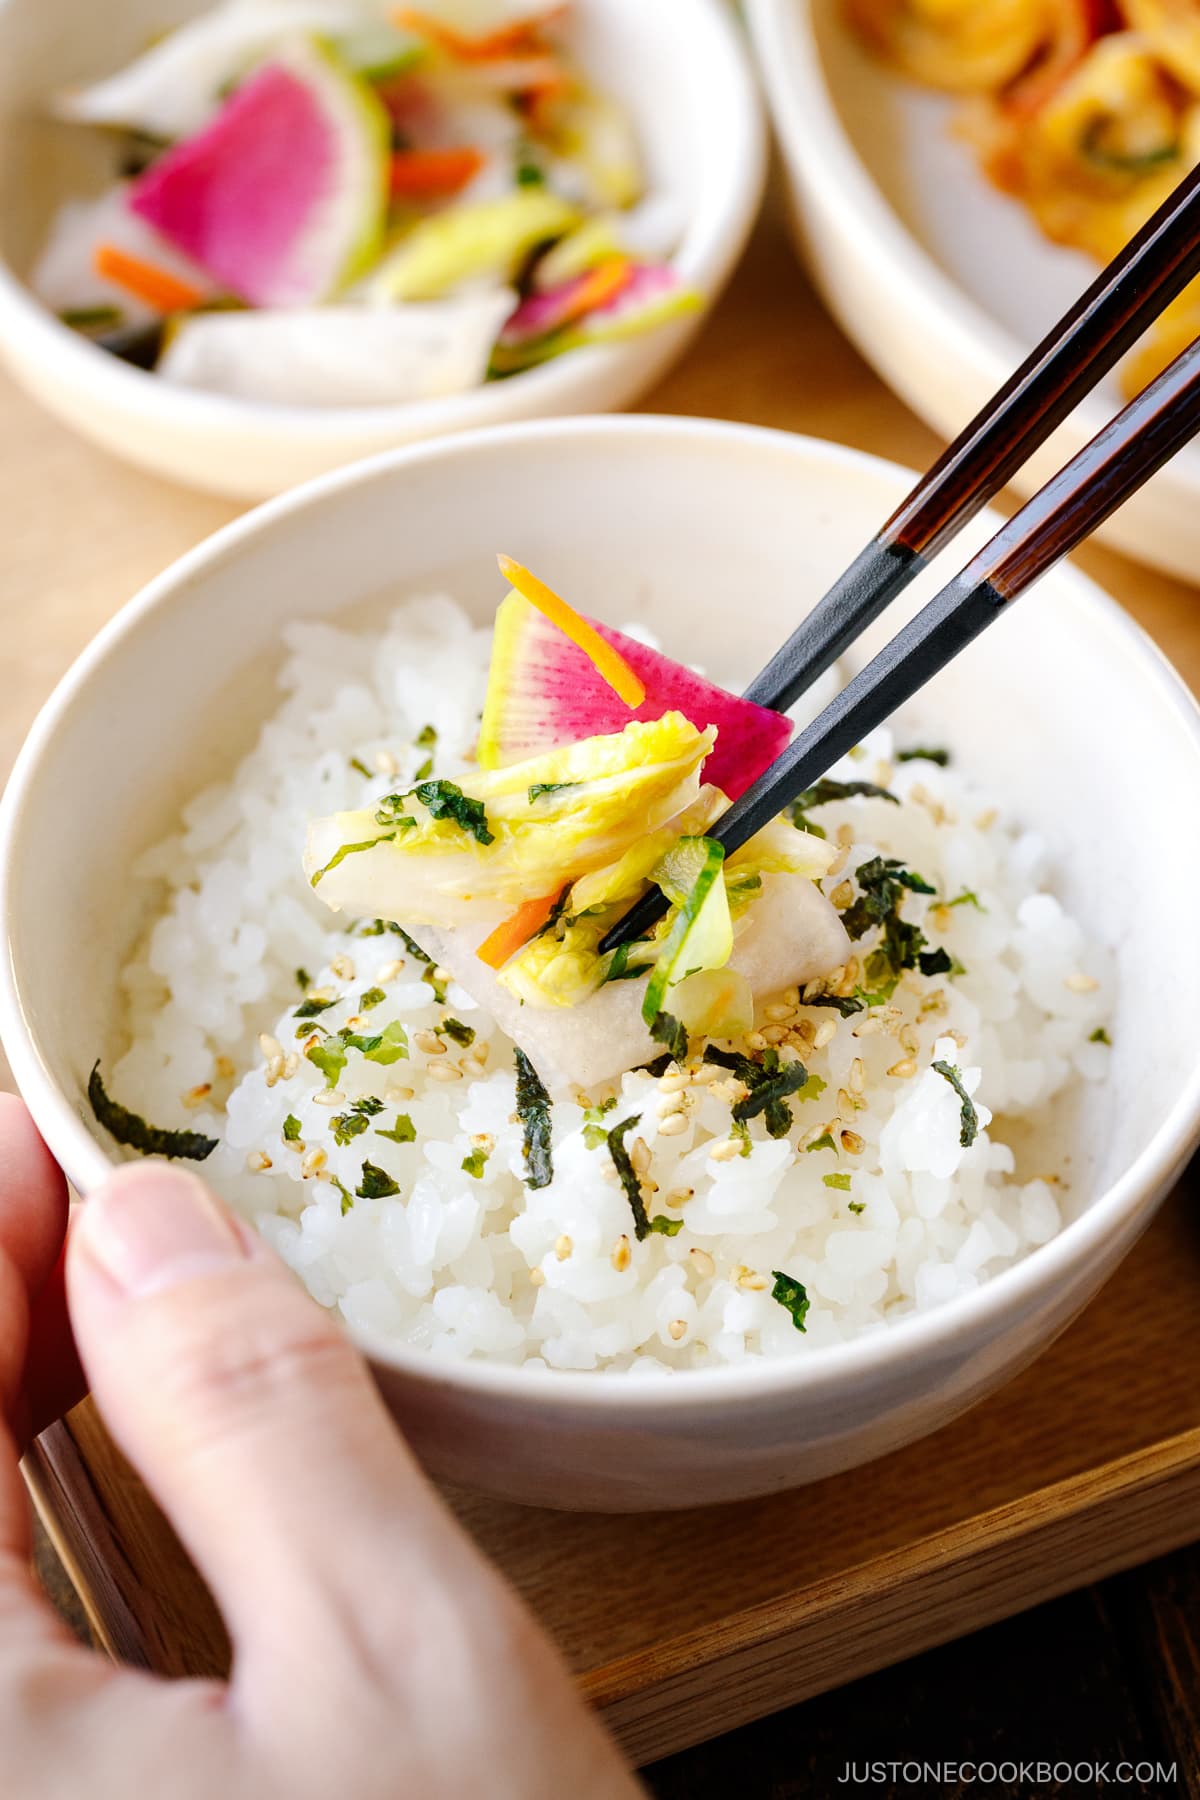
[
  {"xmin": 658, "ymin": 1111, "xmax": 688, "ymax": 1137},
  {"xmin": 830, "ymin": 879, "xmax": 854, "ymax": 910},
  {"xmin": 181, "ymin": 1083, "xmax": 212, "ymax": 1110},
  {"xmin": 312, "ymin": 1089, "xmax": 343, "ymax": 1107},
  {"xmin": 264, "ymin": 1056, "xmax": 284, "ymax": 1089},
  {"xmin": 875, "ymin": 760, "xmax": 894, "ymax": 787},
  {"xmin": 386, "ymin": 1084, "xmax": 415, "ymax": 1102},
  {"xmin": 281, "ymin": 1053, "xmax": 299, "ymax": 1080},
  {"xmin": 630, "ymin": 1136, "xmax": 651, "ymax": 1176},
  {"xmin": 300, "ymin": 1147, "xmax": 327, "ymax": 1177},
  {"xmin": 836, "ymin": 823, "xmax": 855, "ymax": 848},
  {"xmin": 214, "ymin": 1055, "xmax": 236, "ymax": 1081},
  {"xmin": 826, "ymin": 966, "xmax": 846, "ymax": 991},
  {"xmin": 308, "ymin": 987, "xmax": 336, "ymax": 1004},
  {"xmin": 656, "ymin": 1091, "xmax": 685, "ymax": 1118},
  {"xmin": 764, "ymin": 1001, "xmax": 794, "ymax": 1023},
  {"xmin": 413, "ymin": 1029, "xmax": 446, "ymax": 1055},
  {"xmin": 667, "ymin": 1319, "xmax": 687, "ymax": 1342},
  {"xmin": 920, "ymin": 988, "xmax": 948, "ymax": 1015},
  {"xmin": 529, "ymin": 1265, "xmax": 546, "ymax": 1286},
  {"xmin": 555, "ymin": 1234, "xmax": 573, "ymax": 1261},
  {"xmin": 781, "ymin": 985, "xmax": 800, "ymax": 1009},
  {"xmin": 461, "ymin": 1057, "xmax": 487, "ymax": 1078},
  {"xmin": 689, "ymin": 1247, "xmax": 715, "ymax": 1279},
  {"xmin": 826, "ymin": 845, "xmax": 850, "ymax": 876},
  {"xmin": 974, "ymin": 808, "xmax": 997, "ymax": 831},
  {"xmin": 837, "ymin": 1087, "xmax": 855, "ymax": 1113},
  {"xmin": 245, "ymin": 1150, "xmax": 272, "ymax": 1172},
  {"xmin": 899, "ymin": 1024, "xmax": 919, "ymax": 1054},
  {"xmin": 302, "ymin": 1033, "xmax": 321, "ymax": 1055},
  {"xmin": 948, "ymin": 1028, "xmax": 967, "ymax": 1048},
  {"xmin": 433, "ymin": 965, "xmax": 452, "ymax": 984},
  {"xmin": 611, "ymin": 1235, "xmax": 632, "ymax": 1272},
  {"xmin": 709, "ymin": 1137, "xmax": 742, "ymax": 1162},
  {"xmin": 691, "ymin": 1061, "xmax": 720, "ymax": 1084},
  {"xmin": 888, "ymin": 1058, "xmax": 918, "ymax": 1079},
  {"xmin": 792, "ymin": 1018, "xmax": 817, "ymax": 1048},
  {"xmin": 378, "ymin": 958, "xmax": 405, "ymax": 982},
  {"xmin": 472, "ymin": 1132, "xmax": 495, "ymax": 1153},
  {"xmin": 848, "ymin": 1057, "xmax": 865, "ymax": 1094},
  {"xmin": 1065, "ymin": 971, "xmax": 1099, "ymax": 993},
  {"xmin": 374, "ymin": 748, "xmax": 398, "ymax": 775},
  {"xmin": 330, "ymin": 953, "xmax": 355, "ymax": 982},
  {"xmin": 745, "ymin": 1030, "xmax": 768, "ymax": 1051},
  {"xmin": 853, "ymin": 1015, "xmax": 884, "ymax": 1037},
  {"xmin": 258, "ymin": 1033, "xmax": 283, "ymax": 1061},
  {"xmin": 709, "ymin": 1077, "xmax": 748, "ymax": 1105},
  {"xmin": 658, "ymin": 1069, "xmax": 689, "ymax": 1092},
  {"xmin": 814, "ymin": 1020, "xmax": 837, "ymax": 1050},
  {"xmin": 428, "ymin": 1062, "xmax": 463, "ymax": 1082},
  {"xmin": 760, "ymin": 1024, "xmax": 788, "ymax": 1045},
  {"xmin": 344, "ymin": 1014, "xmax": 367, "ymax": 1033},
  {"xmin": 841, "ymin": 1129, "xmax": 865, "ymax": 1154},
  {"xmin": 735, "ymin": 1266, "xmax": 767, "ymax": 1292}
]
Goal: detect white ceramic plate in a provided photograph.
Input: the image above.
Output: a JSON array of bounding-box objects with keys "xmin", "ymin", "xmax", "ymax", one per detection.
[
  {"xmin": 747, "ymin": 0, "xmax": 1200, "ymax": 583},
  {"xmin": 0, "ymin": 0, "xmax": 764, "ymax": 499},
  {"xmin": 2, "ymin": 415, "xmax": 1200, "ymax": 1511}
]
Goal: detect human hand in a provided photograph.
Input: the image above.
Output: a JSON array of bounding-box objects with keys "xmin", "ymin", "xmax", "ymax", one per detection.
[{"xmin": 0, "ymin": 1094, "xmax": 643, "ymax": 1800}]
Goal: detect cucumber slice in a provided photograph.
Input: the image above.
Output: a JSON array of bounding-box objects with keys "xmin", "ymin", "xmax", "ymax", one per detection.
[{"xmin": 642, "ymin": 836, "xmax": 732, "ymax": 1026}]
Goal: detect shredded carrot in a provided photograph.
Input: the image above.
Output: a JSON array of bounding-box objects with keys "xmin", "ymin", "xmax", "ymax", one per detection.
[
  {"xmin": 389, "ymin": 145, "xmax": 486, "ymax": 198},
  {"xmin": 395, "ymin": 6, "xmax": 560, "ymax": 60},
  {"xmin": 93, "ymin": 243, "xmax": 205, "ymax": 314},
  {"xmin": 496, "ymin": 555, "xmax": 646, "ymax": 708},
  {"xmin": 556, "ymin": 257, "xmax": 633, "ymax": 325},
  {"xmin": 477, "ymin": 889, "xmax": 563, "ymax": 969}
]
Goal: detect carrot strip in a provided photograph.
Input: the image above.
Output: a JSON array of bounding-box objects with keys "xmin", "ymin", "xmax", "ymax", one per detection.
[
  {"xmin": 496, "ymin": 555, "xmax": 646, "ymax": 708},
  {"xmin": 395, "ymin": 6, "xmax": 561, "ymax": 59},
  {"xmin": 557, "ymin": 257, "xmax": 633, "ymax": 325},
  {"xmin": 93, "ymin": 243, "xmax": 205, "ymax": 314},
  {"xmin": 390, "ymin": 145, "xmax": 486, "ymax": 198},
  {"xmin": 477, "ymin": 889, "xmax": 563, "ymax": 969}
]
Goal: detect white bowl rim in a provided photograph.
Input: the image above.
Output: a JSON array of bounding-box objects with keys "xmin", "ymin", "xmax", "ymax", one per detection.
[
  {"xmin": 0, "ymin": 0, "xmax": 764, "ymax": 443},
  {"xmin": 3, "ymin": 411, "xmax": 1199, "ymax": 1414},
  {"xmin": 744, "ymin": 0, "xmax": 1144, "ymax": 447}
]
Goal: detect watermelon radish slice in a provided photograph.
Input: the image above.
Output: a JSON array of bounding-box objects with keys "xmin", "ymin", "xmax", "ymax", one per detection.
[
  {"xmin": 127, "ymin": 38, "xmax": 390, "ymax": 308},
  {"xmin": 478, "ymin": 592, "xmax": 793, "ymax": 801},
  {"xmin": 490, "ymin": 260, "xmax": 700, "ymax": 373}
]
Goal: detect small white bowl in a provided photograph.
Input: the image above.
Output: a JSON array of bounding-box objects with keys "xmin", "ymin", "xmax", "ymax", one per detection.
[
  {"xmin": 0, "ymin": 0, "xmax": 763, "ymax": 499},
  {"xmin": 746, "ymin": 0, "xmax": 1200, "ymax": 584},
  {"xmin": 3, "ymin": 415, "xmax": 1199, "ymax": 1512}
]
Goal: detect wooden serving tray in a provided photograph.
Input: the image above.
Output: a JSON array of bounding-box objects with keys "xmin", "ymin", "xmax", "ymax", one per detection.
[{"xmin": 10, "ymin": 199, "xmax": 1200, "ymax": 1768}]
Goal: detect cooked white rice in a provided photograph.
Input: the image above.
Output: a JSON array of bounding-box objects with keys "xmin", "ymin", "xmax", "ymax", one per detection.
[{"xmin": 110, "ymin": 596, "xmax": 1112, "ymax": 1371}]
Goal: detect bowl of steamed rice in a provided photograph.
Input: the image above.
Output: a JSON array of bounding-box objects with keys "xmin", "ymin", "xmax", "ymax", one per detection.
[{"xmin": 3, "ymin": 415, "xmax": 1199, "ymax": 1512}]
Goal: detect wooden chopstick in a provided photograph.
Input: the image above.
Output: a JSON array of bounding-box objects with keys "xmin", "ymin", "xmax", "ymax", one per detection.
[
  {"xmin": 743, "ymin": 163, "xmax": 1200, "ymax": 715},
  {"xmin": 602, "ymin": 329, "xmax": 1200, "ymax": 953}
]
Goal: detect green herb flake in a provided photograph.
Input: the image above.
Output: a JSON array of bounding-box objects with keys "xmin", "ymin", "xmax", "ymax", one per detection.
[
  {"xmin": 440, "ymin": 1017, "xmax": 476, "ymax": 1047},
  {"xmin": 770, "ymin": 1270, "xmax": 810, "ymax": 1332},
  {"xmin": 918, "ymin": 947, "xmax": 954, "ymax": 978},
  {"xmin": 422, "ymin": 964, "xmax": 449, "ymax": 1004},
  {"xmin": 282, "ymin": 1113, "xmax": 302, "ymax": 1143},
  {"xmin": 332, "ymin": 1175, "xmax": 355, "ymax": 1216},
  {"xmin": 359, "ymin": 986, "xmax": 386, "ymax": 1011},
  {"xmin": 88, "ymin": 1061, "xmax": 218, "ymax": 1162},
  {"xmin": 649, "ymin": 1009, "xmax": 688, "ymax": 1066},
  {"xmin": 897, "ymin": 747, "xmax": 950, "ymax": 766},
  {"xmin": 731, "ymin": 1118, "xmax": 753, "ymax": 1157},
  {"xmin": 514, "ymin": 1049, "xmax": 553, "ymax": 1189},
  {"xmin": 805, "ymin": 1132, "xmax": 836, "ymax": 1153},
  {"xmin": 416, "ymin": 723, "xmax": 437, "ymax": 748},
  {"xmin": 528, "ymin": 781, "xmax": 580, "ymax": 803},
  {"xmin": 306, "ymin": 1039, "xmax": 347, "ymax": 1088},
  {"xmin": 414, "ymin": 756, "xmax": 434, "ymax": 781},
  {"xmin": 582, "ymin": 1094, "xmax": 618, "ymax": 1150},
  {"xmin": 932, "ymin": 1059, "xmax": 979, "ymax": 1147},
  {"xmin": 648, "ymin": 1214, "xmax": 684, "ymax": 1237},
  {"xmin": 461, "ymin": 1146, "xmax": 490, "ymax": 1179},
  {"xmin": 359, "ymin": 1020, "xmax": 409, "ymax": 1065},
  {"xmin": 357, "ymin": 1160, "xmax": 400, "ymax": 1200},
  {"xmin": 376, "ymin": 1113, "xmax": 416, "ymax": 1144},
  {"xmin": 330, "ymin": 1095, "xmax": 384, "ymax": 1147},
  {"xmin": 311, "ymin": 831, "xmax": 396, "ymax": 887},
  {"xmin": 294, "ymin": 994, "xmax": 338, "ymax": 1019},
  {"xmin": 414, "ymin": 779, "xmax": 494, "ymax": 844},
  {"xmin": 848, "ymin": 1200, "xmax": 866, "ymax": 1214},
  {"xmin": 295, "ymin": 967, "xmax": 311, "ymax": 992},
  {"xmin": 607, "ymin": 1113, "xmax": 654, "ymax": 1238},
  {"xmin": 948, "ymin": 889, "xmax": 983, "ymax": 910},
  {"xmin": 803, "ymin": 992, "xmax": 866, "ymax": 1018},
  {"xmin": 790, "ymin": 778, "xmax": 899, "ymax": 835},
  {"xmin": 823, "ymin": 1172, "xmax": 852, "ymax": 1191},
  {"xmin": 733, "ymin": 1060, "xmax": 816, "ymax": 1138},
  {"xmin": 61, "ymin": 304, "xmax": 125, "ymax": 332},
  {"xmin": 396, "ymin": 927, "xmax": 432, "ymax": 962},
  {"xmin": 1090, "ymin": 1027, "xmax": 1112, "ymax": 1045},
  {"xmin": 349, "ymin": 756, "xmax": 372, "ymax": 778},
  {"xmin": 373, "ymin": 794, "xmax": 417, "ymax": 830}
]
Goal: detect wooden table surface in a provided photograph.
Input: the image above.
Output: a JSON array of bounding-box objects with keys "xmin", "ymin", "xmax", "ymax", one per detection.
[{"xmin": 10, "ymin": 190, "xmax": 1200, "ymax": 1795}]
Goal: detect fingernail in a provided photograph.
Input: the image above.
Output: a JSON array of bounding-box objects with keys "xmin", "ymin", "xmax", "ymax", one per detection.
[{"xmin": 79, "ymin": 1162, "xmax": 249, "ymax": 1299}]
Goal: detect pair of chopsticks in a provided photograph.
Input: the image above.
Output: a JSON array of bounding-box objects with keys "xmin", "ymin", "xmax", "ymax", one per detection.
[{"xmin": 602, "ymin": 164, "xmax": 1200, "ymax": 953}]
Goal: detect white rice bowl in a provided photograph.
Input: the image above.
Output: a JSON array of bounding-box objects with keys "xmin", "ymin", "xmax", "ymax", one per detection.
[{"xmin": 109, "ymin": 595, "xmax": 1112, "ymax": 1372}]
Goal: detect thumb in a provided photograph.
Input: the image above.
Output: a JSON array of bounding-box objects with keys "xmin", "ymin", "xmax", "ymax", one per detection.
[{"xmin": 67, "ymin": 1162, "xmax": 457, "ymax": 1666}]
